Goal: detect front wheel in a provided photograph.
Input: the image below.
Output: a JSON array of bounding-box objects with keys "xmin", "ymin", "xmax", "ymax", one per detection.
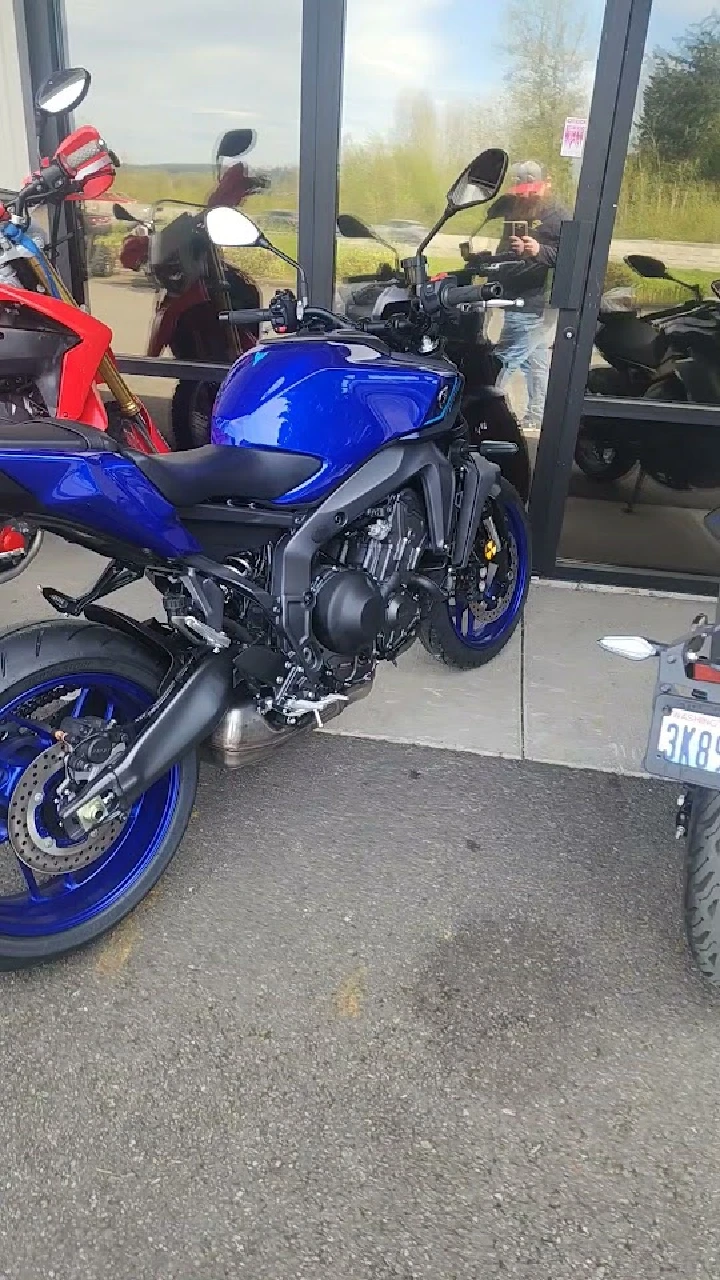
[
  {"xmin": 419, "ymin": 477, "xmax": 531, "ymax": 669},
  {"xmin": 0, "ymin": 621, "xmax": 197, "ymax": 968},
  {"xmin": 685, "ymin": 787, "xmax": 720, "ymax": 984}
]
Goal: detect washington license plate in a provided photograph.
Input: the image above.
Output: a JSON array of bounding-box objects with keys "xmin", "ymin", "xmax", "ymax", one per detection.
[{"xmin": 656, "ymin": 706, "xmax": 720, "ymax": 777}]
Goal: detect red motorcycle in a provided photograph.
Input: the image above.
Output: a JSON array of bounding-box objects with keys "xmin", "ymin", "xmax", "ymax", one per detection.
[
  {"xmin": 0, "ymin": 66, "xmax": 169, "ymax": 581},
  {"xmin": 116, "ymin": 130, "xmax": 264, "ymax": 449}
]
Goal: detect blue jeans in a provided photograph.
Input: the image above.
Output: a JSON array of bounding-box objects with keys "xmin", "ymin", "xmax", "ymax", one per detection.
[{"xmin": 496, "ymin": 308, "xmax": 554, "ymax": 425}]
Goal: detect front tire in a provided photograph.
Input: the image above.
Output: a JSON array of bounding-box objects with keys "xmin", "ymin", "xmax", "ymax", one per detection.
[
  {"xmin": 419, "ymin": 477, "xmax": 530, "ymax": 669},
  {"xmin": 685, "ymin": 787, "xmax": 720, "ymax": 984},
  {"xmin": 171, "ymin": 380, "xmax": 217, "ymax": 451},
  {"xmin": 0, "ymin": 621, "xmax": 197, "ymax": 969}
]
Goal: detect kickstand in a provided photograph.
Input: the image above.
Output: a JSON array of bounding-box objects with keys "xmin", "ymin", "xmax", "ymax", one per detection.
[{"xmin": 624, "ymin": 466, "xmax": 646, "ymax": 514}]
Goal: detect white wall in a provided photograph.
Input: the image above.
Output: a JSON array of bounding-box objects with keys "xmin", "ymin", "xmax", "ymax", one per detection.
[{"xmin": 0, "ymin": 0, "xmax": 35, "ymax": 192}]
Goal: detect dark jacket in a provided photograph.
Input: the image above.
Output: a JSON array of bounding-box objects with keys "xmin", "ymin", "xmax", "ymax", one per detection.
[{"xmin": 494, "ymin": 198, "xmax": 568, "ymax": 314}]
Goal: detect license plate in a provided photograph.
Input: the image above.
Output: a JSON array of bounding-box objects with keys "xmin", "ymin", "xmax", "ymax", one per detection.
[{"xmin": 656, "ymin": 706, "xmax": 720, "ymax": 775}]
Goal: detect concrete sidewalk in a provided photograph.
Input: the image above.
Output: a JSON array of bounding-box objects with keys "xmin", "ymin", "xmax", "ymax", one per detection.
[{"xmin": 2, "ymin": 536, "xmax": 711, "ymax": 776}]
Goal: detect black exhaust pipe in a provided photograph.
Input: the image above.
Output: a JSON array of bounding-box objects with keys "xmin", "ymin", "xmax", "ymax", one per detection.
[{"xmin": 60, "ymin": 649, "xmax": 234, "ymax": 825}]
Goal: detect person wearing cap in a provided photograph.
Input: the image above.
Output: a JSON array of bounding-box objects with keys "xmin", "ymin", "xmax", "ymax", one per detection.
[{"xmin": 493, "ymin": 161, "xmax": 568, "ymax": 430}]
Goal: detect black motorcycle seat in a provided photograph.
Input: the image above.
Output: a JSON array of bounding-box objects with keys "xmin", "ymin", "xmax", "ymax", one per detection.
[
  {"xmin": 0, "ymin": 418, "xmax": 118, "ymax": 451},
  {"xmin": 0, "ymin": 418, "xmax": 320, "ymax": 505},
  {"xmin": 132, "ymin": 444, "xmax": 321, "ymax": 506}
]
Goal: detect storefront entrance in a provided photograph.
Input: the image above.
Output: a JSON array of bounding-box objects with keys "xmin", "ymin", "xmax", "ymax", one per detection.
[{"xmin": 22, "ymin": 0, "xmax": 719, "ymax": 593}]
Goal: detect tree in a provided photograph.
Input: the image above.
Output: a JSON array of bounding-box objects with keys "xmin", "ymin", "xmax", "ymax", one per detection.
[
  {"xmin": 500, "ymin": 0, "xmax": 589, "ymax": 188},
  {"xmin": 637, "ymin": 15, "xmax": 720, "ymax": 179}
]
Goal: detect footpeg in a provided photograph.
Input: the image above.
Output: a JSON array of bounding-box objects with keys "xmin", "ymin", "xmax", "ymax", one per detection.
[
  {"xmin": 177, "ymin": 616, "xmax": 231, "ymax": 650},
  {"xmin": 283, "ymin": 693, "xmax": 348, "ymax": 727}
]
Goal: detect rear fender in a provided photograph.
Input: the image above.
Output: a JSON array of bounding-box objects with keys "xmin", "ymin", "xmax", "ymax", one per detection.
[{"xmin": 83, "ymin": 606, "xmax": 176, "ymax": 670}]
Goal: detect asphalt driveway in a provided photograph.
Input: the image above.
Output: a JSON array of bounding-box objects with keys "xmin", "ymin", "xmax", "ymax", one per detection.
[{"xmin": 0, "ymin": 735, "xmax": 718, "ymax": 1279}]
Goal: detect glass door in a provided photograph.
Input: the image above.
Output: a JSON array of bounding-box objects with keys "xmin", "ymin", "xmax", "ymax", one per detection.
[
  {"xmin": 336, "ymin": 0, "xmax": 611, "ymax": 478},
  {"xmin": 556, "ymin": 0, "xmax": 720, "ymax": 583}
]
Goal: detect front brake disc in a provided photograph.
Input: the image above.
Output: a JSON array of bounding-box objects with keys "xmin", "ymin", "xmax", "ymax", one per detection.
[{"xmin": 8, "ymin": 743, "xmax": 124, "ymax": 874}]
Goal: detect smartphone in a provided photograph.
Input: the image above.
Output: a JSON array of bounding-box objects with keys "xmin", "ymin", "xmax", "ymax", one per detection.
[{"xmin": 504, "ymin": 219, "xmax": 528, "ymax": 240}]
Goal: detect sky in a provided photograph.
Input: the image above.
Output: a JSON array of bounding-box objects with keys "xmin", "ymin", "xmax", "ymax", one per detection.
[{"xmin": 63, "ymin": 0, "xmax": 708, "ymax": 168}]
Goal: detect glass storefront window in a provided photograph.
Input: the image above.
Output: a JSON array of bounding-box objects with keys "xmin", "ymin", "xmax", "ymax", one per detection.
[
  {"xmin": 337, "ymin": 0, "xmax": 607, "ymax": 485},
  {"xmin": 63, "ymin": 0, "xmax": 302, "ymax": 363},
  {"xmin": 560, "ymin": 2, "xmax": 720, "ymax": 577}
]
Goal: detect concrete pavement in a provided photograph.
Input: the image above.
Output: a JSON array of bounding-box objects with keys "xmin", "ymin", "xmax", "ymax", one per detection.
[{"xmin": 1, "ymin": 737, "xmax": 718, "ymax": 1279}]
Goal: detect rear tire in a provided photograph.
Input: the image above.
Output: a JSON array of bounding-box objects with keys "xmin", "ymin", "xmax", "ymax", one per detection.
[
  {"xmin": 0, "ymin": 621, "xmax": 197, "ymax": 969},
  {"xmin": 685, "ymin": 787, "xmax": 720, "ymax": 984},
  {"xmin": 575, "ymin": 367, "xmax": 638, "ymax": 482}
]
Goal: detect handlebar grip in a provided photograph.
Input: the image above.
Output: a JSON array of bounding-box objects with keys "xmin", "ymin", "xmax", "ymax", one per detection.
[
  {"xmin": 220, "ymin": 308, "xmax": 272, "ymax": 325},
  {"xmin": 440, "ymin": 281, "xmax": 503, "ymax": 307}
]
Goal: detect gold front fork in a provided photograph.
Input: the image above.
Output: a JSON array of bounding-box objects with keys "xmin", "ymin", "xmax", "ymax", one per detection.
[{"xmin": 27, "ymin": 256, "xmax": 142, "ymax": 417}]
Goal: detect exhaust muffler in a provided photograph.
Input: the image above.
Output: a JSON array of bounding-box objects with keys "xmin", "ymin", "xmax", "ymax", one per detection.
[{"xmin": 205, "ymin": 676, "xmax": 374, "ymax": 768}]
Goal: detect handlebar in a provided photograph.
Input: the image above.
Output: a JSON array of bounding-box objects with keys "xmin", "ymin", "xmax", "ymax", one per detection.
[
  {"xmin": 220, "ymin": 308, "xmax": 272, "ymax": 325},
  {"xmin": 344, "ymin": 272, "xmax": 395, "ymax": 285}
]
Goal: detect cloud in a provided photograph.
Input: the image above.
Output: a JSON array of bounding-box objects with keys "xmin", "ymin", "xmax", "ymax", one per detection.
[
  {"xmin": 341, "ymin": 0, "xmax": 453, "ymax": 140},
  {"xmin": 65, "ymin": 0, "xmax": 302, "ymax": 165}
]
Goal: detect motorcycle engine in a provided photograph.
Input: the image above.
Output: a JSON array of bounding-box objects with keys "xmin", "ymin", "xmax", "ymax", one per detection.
[{"xmin": 312, "ymin": 488, "xmax": 428, "ymax": 660}]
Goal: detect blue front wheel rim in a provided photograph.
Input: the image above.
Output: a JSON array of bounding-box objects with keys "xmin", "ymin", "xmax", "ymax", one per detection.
[
  {"xmin": 0, "ymin": 673, "xmax": 181, "ymax": 939},
  {"xmin": 448, "ymin": 493, "xmax": 529, "ymax": 649}
]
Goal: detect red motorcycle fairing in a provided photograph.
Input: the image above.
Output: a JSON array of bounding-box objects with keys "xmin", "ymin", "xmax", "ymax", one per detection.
[
  {"xmin": 147, "ymin": 279, "xmax": 210, "ymax": 358},
  {"xmin": 0, "ymin": 285, "xmax": 111, "ymax": 424}
]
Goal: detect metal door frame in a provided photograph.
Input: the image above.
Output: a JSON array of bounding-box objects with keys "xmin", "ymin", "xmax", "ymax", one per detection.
[{"xmin": 529, "ymin": 0, "xmax": 653, "ymax": 571}]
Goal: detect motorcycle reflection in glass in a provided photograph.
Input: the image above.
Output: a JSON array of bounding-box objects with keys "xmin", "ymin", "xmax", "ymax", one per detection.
[{"xmin": 117, "ymin": 128, "xmax": 266, "ymax": 450}]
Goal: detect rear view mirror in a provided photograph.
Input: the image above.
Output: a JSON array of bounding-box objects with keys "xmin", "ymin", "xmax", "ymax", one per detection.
[
  {"xmin": 112, "ymin": 203, "xmax": 137, "ymax": 223},
  {"xmin": 712, "ymin": 280, "xmax": 720, "ymax": 300},
  {"xmin": 216, "ymin": 129, "xmax": 256, "ymax": 164},
  {"xmin": 447, "ymin": 149, "xmax": 508, "ymax": 210},
  {"xmin": 337, "ymin": 214, "xmax": 376, "ymax": 239},
  {"xmin": 35, "ymin": 67, "xmax": 91, "ymax": 116},
  {"xmin": 625, "ymin": 254, "xmax": 668, "ymax": 280},
  {"xmin": 206, "ymin": 206, "xmax": 263, "ymax": 247}
]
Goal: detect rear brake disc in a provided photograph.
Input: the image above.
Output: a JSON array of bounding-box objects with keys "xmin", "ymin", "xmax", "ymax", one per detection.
[{"xmin": 8, "ymin": 743, "xmax": 124, "ymax": 874}]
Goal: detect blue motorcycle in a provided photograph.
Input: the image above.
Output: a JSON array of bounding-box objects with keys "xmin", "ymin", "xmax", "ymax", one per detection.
[{"xmin": 0, "ymin": 144, "xmax": 530, "ymax": 965}]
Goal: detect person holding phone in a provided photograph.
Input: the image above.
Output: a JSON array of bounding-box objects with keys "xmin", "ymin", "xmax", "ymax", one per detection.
[{"xmin": 494, "ymin": 161, "xmax": 569, "ymax": 431}]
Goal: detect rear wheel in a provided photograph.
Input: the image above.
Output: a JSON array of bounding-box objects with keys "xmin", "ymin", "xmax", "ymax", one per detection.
[
  {"xmin": 575, "ymin": 367, "xmax": 638, "ymax": 482},
  {"xmin": 171, "ymin": 380, "xmax": 218, "ymax": 450},
  {"xmin": 685, "ymin": 787, "xmax": 720, "ymax": 984},
  {"xmin": 574, "ymin": 426, "xmax": 637, "ymax": 483},
  {"xmin": 0, "ymin": 621, "xmax": 197, "ymax": 969},
  {"xmin": 419, "ymin": 478, "xmax": 530, "ymax": 668}
]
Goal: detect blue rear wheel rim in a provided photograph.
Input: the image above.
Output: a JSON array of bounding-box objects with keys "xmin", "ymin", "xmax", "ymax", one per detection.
[
  {"xmin": 449, "ymin": 493, "xmax": 529, "ymax": 649},
  {"xmin": 0, "ymin": 673, "xmax": 181, "ymax": 939}
]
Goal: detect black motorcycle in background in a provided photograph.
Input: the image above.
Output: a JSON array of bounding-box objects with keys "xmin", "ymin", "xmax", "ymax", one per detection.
[
  {"xmin": 335, "ymin": 215, "xmax": 532, "ymax": 502},
  {"xmin": 575, "ymin": 253, "xmax": 720, "ymax": 503}
]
